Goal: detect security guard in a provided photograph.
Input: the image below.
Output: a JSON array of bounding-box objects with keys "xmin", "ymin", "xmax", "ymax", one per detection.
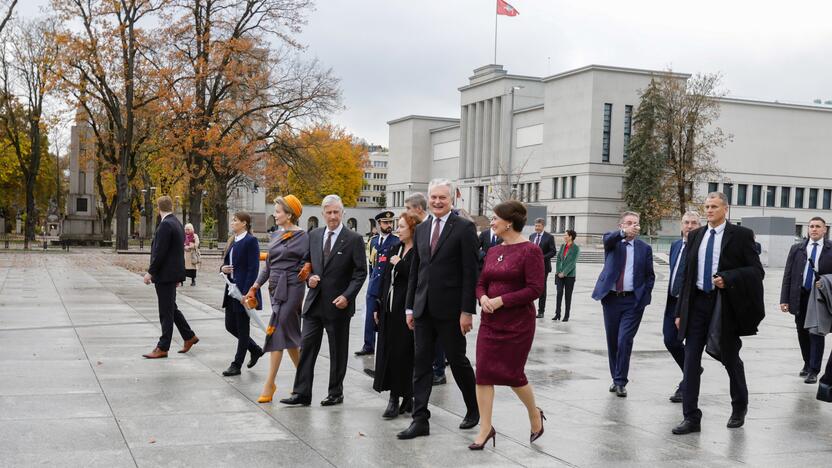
[{"xmin": 356, "ymin": 211, "xmax": 400, "ymax": 356}]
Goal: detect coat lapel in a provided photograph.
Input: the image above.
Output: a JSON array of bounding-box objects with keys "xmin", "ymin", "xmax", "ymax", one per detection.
[
  {"xmin": 431, "ymin": 214, "xmax": 456, "ymax": 258},
  {"xmin": 324, "ymin": 227, "xmax": 347, "ymax": 270}
]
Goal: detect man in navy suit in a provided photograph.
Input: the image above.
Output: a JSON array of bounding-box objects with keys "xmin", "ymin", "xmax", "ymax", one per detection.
[
  {"xmin": 780, "ymin": 216, "xmax": 831, "ymax": 383},
  {"xmin": 665, "ymin": 211, "xmax": 701, "ymax": 402},
  {"xmin": 529, "ymin": 218, "xmax": 557, "ymax": 318},
  {"xmin": 592, "ymin": 211, "xmax": 655, "ymax": 397}
]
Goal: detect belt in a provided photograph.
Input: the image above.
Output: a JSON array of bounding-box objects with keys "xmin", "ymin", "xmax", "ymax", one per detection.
[{"xmin": 609, "ymin": 291, "xmax": 634, "ymax": 297}]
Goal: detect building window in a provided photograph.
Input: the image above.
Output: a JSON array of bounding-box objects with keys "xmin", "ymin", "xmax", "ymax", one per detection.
[
  {"xmin": 364, "ymin": 172, "xmax": 371, "ymax": 179},
  {"xmin": 533, "ymin": 182, "xmax": 540, "ymax": 202},
  {"xmin": 602, "ymin": 103, "xmax": 612, "ymax": 163},
  {"xmin": 824, "ymin": 189, "xmax": 831, "ymax": 210},
  {"xmin": 723, "ymin": 183, "xmax": 733, "ymax": 205},
  {"xmin": 796, "ymin": 224, "xmax": 803, "ymax": 238},
  {"xmin": 76, "ymin": 197, "xmax": 88, "ymax": 213},
  {"xmin": 623, "ymin": 105, "xmax": 633, "ymax": 160},
  {"xmin": 570, "ymin": 176, "xmax": 577, "ymax": 198},
  {"xmin": 552, "ymin": 178, "xmax": 558, "ymax": 199},
  {"xmin": 558, "ymin": 216, "xmax": 566, "ymax": 233},
  {"xmin": 766, "ymin": 186, "xmax": 776, "ymax": 207},
  {"xmin": 568, "ymin": 216, "xmax": 575, "ymax": 230},
  {"xmin": 708, "ymin": 182, "xmax": 719, "ymax": 194},
  {"xmin": 737, "ymin": 184, "xmax": 748, "ymax": 206},
  {"xmin": 550, "ymin": 216, "xmax": 557, "ymax": 233},
  {"xmin": 809, "ymin": 188, "xmax": 819, "ymax": 209},
  {"xmin": 781, "ymin": 187, "xmax": 791, "ymax": 208},
  {"xmin": 751, "ymin": 185, "xmax": 762, "ymax": 206},
  {"xmin": 795, "ymin": 188, "xmax": 805, "ymax": 208},
  {"xmin": 561, "ymin": 177, "xmax": 567, "ymax": 199}
]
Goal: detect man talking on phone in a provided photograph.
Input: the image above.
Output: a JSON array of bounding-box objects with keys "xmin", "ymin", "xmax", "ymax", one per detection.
[{"xmin": 671, "ymin": 192, "xmax": 765, "ymax": 435}]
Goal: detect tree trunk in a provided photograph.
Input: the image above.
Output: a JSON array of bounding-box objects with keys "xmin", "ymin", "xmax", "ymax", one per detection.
[
  {"xmin": 214, "ymin": 182, "xmax": 229, "ymax": 243},
  {"xmin": 188, "ymin": 177, "xmax": 203, "ymax": 233},
  {"xmin": 115, "ymin": 172, "xmax": 130, "ymax": 249}
]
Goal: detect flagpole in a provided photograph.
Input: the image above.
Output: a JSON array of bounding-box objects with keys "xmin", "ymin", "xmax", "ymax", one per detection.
[{"xmin": 494, "ymin": 2, "xmax": 498, "ymax": 64}]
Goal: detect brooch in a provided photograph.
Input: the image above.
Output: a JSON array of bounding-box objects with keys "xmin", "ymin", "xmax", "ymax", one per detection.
[{"xmin": 497, "ymin": 254, "xmax": 504, "ymax": 262}]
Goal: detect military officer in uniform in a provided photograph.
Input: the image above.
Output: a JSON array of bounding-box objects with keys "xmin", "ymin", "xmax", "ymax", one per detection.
[{"xmin": 356, "ymin": 211, "xmax": 401, "ymax": 356}]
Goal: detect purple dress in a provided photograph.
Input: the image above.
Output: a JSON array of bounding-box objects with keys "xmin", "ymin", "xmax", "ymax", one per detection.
[
  {"xmin": 475, "ymin": 241, "xmax": 545, "ymax": 386},
  {"xmin": 258, "ymin": 229, "xmax": 309, "ymax": 352}
]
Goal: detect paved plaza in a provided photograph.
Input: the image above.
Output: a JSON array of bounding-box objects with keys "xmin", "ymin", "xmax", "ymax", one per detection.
[{"xmin": 1, "ymin": 250, "xmax": 832, "ymax": 467}]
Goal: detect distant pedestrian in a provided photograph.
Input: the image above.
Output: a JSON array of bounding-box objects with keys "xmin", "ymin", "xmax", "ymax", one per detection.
[
  {"xmin": 529, "ymin": 218, "xmax": 556, "ymax": 319},
  {"xmin": 554, "ymin": 229, "xmax": 580, "ymax": 321},
  {"xmin": 142, "ymin": 196, "xmax": 198, "ymax": 359},
  {"xmin": 183, "ymin": 223, "xmax": 200, "ymax": 286}
]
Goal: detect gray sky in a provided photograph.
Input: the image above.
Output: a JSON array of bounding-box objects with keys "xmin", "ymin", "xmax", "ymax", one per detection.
[{"xmin": 21, "ymin": 0, "xmax": 832, "ymax": 147}]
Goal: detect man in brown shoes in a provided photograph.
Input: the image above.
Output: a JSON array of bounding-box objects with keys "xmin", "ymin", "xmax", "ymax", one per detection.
[{"xmin": 142, "ymin": 196, "xmax": 198, "ymax": 359}]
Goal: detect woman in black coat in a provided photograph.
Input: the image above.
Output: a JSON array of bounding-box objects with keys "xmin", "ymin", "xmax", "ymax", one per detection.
[{"xmin": 372, "ymin": 212, "xmax": 421, "ymax": 418}]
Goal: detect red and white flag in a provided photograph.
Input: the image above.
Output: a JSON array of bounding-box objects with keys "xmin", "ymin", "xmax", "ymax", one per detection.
[{"xmin": 496, "ymin": 0, "xmax": 519, "ymax": 17}]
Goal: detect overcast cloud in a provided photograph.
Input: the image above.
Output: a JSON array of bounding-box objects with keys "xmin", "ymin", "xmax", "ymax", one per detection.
[{"xmin": 21, "ymin": 0, "xmax": 832, "ymax": 146}]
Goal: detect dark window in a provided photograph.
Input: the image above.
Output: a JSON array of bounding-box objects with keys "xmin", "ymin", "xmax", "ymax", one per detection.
[
  {"xmin": 550, "ymin": 216, "xmax": 557, "ymax": 233},
  {"xmin": 796, "ymin": 224, "xmax": 803, "ymax": 238},
  {"xmin": 781, "ymin": 187, "xmax": 791, "ymax": 208},
  {"xmin": 76, "ymin": 197, "xmax": 88, "ymax": 213},
  {"xmin": 809, "ymin": 188, "xmax": 819, "ymax": 209},
  {"xmin": 561, "ymin": 177, "xmax": 567, "ymax": 199},
  {"xmin": 737, "ymin": 184, "xmax": 748, "ymax": 206},
  {"xmin": 708, "ymin": 182, "xmax": 719, "ymax": 194},
  {"xmin": 623, "ymin": 105, "xmax": 633, "ymax": 159},
  {"xmin": 568, "ymin": 216, "xmax": 575, "ymax": 230},
  {"xmin": 723, "ymin": 183, "xmax": 733, "ymax": 205},
  {"xmin": 795, "ymin": 188, "xmax": 805, "ymax": 208},
  {"xmin": 534, "ymin": 182, "xmax": 540, "ymax": 202},
  {"xmin": 602, "ymin": 103, "xmax": 612, "ymax": 162},
  {"xmin": 552, "ymin": 178, "xmax": 558, "ymax": 199},
  {"xmin": 751, "ymin": 185, "xmax": 762, "ymax": 206},
  {"xmin": 766, "ymin": 186, "xmax": 776, "ymax": 207},
  {"xmin": 824, "ymin": 189, "xmax": 831, "ymax": 210},
  {"xmin": 570, "ymin": 176, "xmax": 577, "ymax": 198}
]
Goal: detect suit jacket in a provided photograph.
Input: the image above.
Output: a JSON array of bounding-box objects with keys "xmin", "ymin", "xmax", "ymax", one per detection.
[
  {"xmin": 668, "ymin": 238, "xmax": 689, "ymax": 298},
  {"xmin": 477, "ymin": 229, "xmax": 502, "ymax": 267},
  {"xmin": 302, "ymin": 226, "xmax": 367, "ymax": 320},
  {"xmin": 591, "ymin": 230, "xmax": 655, "ymax": 310},
  {"xmin": 148, "ymin": 214, "xmax": 186, "ymax": 284},
  {"xmin": 676, "ymin": 223, "xmax": 765, "ymax": 340},
  {"xmin": 780, "ymin": 238, "xmax": 832, "ymax": 315},
  {"xmin": 555, "ymin": 242, "xmax": 580, "ymax": 277},
  {"xmin": 407, "ymin": 212, "xmax": 479, "ymax": 320},
  {"xmin": 367, "ymin": 233, "xmax": 401, "ymax": 298},
  {"xmin": 221, "ymin": 232, "xmax": 262, "ymax": 310},
  {"xmin": 529, "ymin": 231, "xmax": 556, "ymax": 274}
]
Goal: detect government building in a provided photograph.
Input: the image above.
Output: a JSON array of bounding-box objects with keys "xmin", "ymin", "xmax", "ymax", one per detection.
[{"xmin": 385, "ymin": 64, "xmax": 832, "ymax": 241}]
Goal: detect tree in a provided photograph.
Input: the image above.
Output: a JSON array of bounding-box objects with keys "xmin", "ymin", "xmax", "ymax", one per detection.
[
  {"xmin": 0, "ymin": 18, "xmax": 60, "ymax": 244},
  {"xmin": 0, "ymin": 1, "xmax": 15, "ymax": 36}
]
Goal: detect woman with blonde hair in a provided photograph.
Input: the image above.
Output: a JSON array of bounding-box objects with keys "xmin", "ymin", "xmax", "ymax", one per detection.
[
  {"xmin": 247, "ymin": 195, "xmax": 310, "ymax": 403},
  {"xmin": 183, "ymin": 223, "xmax": 200, "ymax": 286}
]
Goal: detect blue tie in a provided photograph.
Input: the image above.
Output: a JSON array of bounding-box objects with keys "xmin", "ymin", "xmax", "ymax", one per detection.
[
  {"xmin": 805, "ymin": 242, "xmax": 819, "ymax": 290},
  {"xmin": 703, "ymin": 229, "xmax": 716, "ymax": 292}
]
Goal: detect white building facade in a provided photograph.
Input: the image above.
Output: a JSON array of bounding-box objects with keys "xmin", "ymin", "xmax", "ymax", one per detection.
[
  {"xmin": 358, "ymin": 149, "xmax": 389, "ymax": 208},
  {"xmin": 387, "ymin": 64, "xmax": 832, "ymax": 241}
]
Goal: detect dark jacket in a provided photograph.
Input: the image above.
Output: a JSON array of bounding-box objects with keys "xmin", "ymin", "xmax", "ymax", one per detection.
[
  {"xmin": 780, "ymin": 238, "xmax": 832, "ymax": 315},
  {"xmin": 302, "ymin": 226, "xmax": 367, "ymax": 319},
  {"xmin": 477, "ymin": 229, "xmax": 502, "ymax": 268},
  {"xmin": 221, "ymin": 232, "xmax": 262, "ymax": 310},
  {"xmin": 591, "ymin": 230, "xmax": 655, "ymax": 310},
  {"xmin": 407, "ymin": 212, "xmax": 479, "ymax": 319},
  {"xmin": 148, "ymin": 214, "xmax": 186, "ymax": 284},
  {"xmin": 529, "ymin": 231, "xmax": 556, "ymax": 274},
  {"xmin": 676, "ymin": 223, "xmax": 765, "ymax": 340}
]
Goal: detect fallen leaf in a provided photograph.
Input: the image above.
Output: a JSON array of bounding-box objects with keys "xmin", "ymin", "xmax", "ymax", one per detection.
[{"xmin": 148, "ymin": 437, "xmax": 156, "ymax": 444}]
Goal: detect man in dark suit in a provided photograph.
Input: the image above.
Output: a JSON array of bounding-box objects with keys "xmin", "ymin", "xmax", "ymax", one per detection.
[
  {"xmin": 397, "ymin": 179, "xmax": 479, "ymax": 439},
  {"xmin": 530, "ymin": 217, "xmax": 556, "ymax": 318},
  {"xmin": 664, "ymin": 211, "xmax": 701, "ymax": 402},
  {"xmin": 780, "ymin": 216, "xmax": 830, "ymax": 383},
  {"xmin": 591, "ymin": 211, "xmax": 655, "ymax": 397},
  {"xmin": 477, "ymin": 225, "xmax": 501, "ymax": 269},
  {"xmin": 672, "ymin": 192, "xmax": 765, "ymax": 434},
  {"xmin": 142, "ymin": 196, "xmax": 198, "ymax": 359},
  {"xmin": 281, "ymin": 194, "xmax": 367, "ymax": 407}
]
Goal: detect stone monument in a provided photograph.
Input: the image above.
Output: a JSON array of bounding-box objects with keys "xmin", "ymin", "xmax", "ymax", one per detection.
[{"xmin": 61, "ymin": 106, "xmax": 105, "ymax": 245}]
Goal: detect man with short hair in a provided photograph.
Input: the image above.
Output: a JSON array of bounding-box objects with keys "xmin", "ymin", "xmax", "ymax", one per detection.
[
  {"xmin": 592, "ymin": 211, "xmax": 655, "ymax": 397},
  {"xmin": 357, "ymin": 211, "xmax": 400, "ymax": 356},
  {"xmin": 142, "ymin": 196, "xmax": 198, "ymax": 359},
  {"xmin": 665, "ymin": 211, "xmax": 701, "ymax": 403},
  {"xmin": 405, "ymin": 193, "xmax": 427, "ymax": 221},
  {"xmin": 530, "ymin": 218, "xmax": 556, "ymax": 318},
  {"xmin": 672, "ymin": 192, "xmax": 765, "ymax": 435},
  {"xmin": 780, "ymin": 216, "xmax": 830, "ymax": 383}
]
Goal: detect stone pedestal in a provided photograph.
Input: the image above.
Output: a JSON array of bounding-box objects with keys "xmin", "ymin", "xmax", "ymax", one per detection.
[{"xmin": 61, "ymin": 107, "xmax": 106, "ymax": 245}]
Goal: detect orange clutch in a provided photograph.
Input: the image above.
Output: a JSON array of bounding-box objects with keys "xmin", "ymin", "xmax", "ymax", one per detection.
[
  {"xmin": 259, "ymin": 252, "xmax": 267, "ymax": 261},
  {"xmin": 244, "ymin": 295, "xmax": 259, "ymax": 309}
]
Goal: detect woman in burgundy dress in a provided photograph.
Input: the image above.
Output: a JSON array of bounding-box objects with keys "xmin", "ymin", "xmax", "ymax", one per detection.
[{"xmin": 471, "ymin": 200, "xmax": 546, "ymax": 450}]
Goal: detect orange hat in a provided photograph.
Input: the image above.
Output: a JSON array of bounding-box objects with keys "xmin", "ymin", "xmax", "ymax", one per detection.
[{"xmin": 283, "ymin": 194, "xmax": 303, "ymax": 217}]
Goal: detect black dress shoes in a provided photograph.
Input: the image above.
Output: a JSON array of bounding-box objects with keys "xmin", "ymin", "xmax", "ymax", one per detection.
[
  {"xmin": 364, "ymin": 368, "xmax": 376, "ymax": 378},
  {"xmin": 397, "ymin": 420, "xmax": 430, "ymax": 439},
  {"xmin": 669, "ymin": 386, "xmax": 683, "ymax": 403},
  {"xmin": 354, "ymin": 348, "xmax": 374, "ymax": 356},
  {"xmin": 609, "ymin": 383, "xmax": 617, "ymax": 392},
  {"xmin": 459, "ymin": 412, "xmax": 480, "ymax": 429},
  {"xmin": 247, "ymin": 349, "xmax": 264, "ymax": 369},
  {"xmin": 399, "ymin": 397, "xmax": 413, "ymax": 414},
  {"xmin": 222, "ymin": 364, "xmax": 241, "ymax": 376},
  {"xmin": 672, "ymin": 419, "xmax": 701, "ymax": 434},
  {"xmin": 383, "ymin": 397, "xmax": 399, "ymax": 419},
  {"xmin": 615, "ymin": 385, "xmax": 627, "ymax": 397},
  {"xmin": 817, "ymin": 382, "xmax": 832, "ymax": 402},
  {"xmin": 800, "ymin": 367, "xmax": 810, "ymax": 377},
  {"xmin": 321, "ymin": 394, "xmax": 344, "ymax": 406},
  {"xmin": 279, "ymin": 394, "xmax": 311, "ymax": 406},
  {"xmin": 805, "ymin": 372, "xmax": 818, "ymax": 384},
  {"xmin": 432, "ymin": 375, "xmax": 447, "ymax": 385},
  {"xmin": 552, "ymin": 315, "xmax": 560, "ymax": 321},
  {"xmin": 727, "ymin": 408, "xmax": 746, "ymax": 428},
  {"xmin": 562, "ymin": 316, "xmax": 569, "ymax": 322},
  {"xmin": 536, "ymin": 312, "xmax": 544, "ymax": 318}
]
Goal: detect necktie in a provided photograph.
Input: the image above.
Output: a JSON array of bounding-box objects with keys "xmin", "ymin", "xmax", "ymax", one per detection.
[
  {"xmin": 491, "ymin": 233, "xmax": 496, "ymax": 246},
  {"xmin": 805, "ymin": 242, "xmax": 819, "ymax": 290},
  {"xmin": 323, "ymin": 231, "xmax": 334, "ymax": 261},
  {"xmin": 616, "ymin": 242, "xmax": 629, "ymax": 291},
  {"xmin": 430, "ymin": 217, "xmax": 442, "ymax": 255},
  {"xmin": 536, "ymin": 234, "xmax": 541, "ymax": 245},
  {"xmin": 703, "ymin": 229, "xmax": 716, "ymax": 292}
]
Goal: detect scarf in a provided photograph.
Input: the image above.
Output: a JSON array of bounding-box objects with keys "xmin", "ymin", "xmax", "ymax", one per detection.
[{"xmin": 185, "ymin": 232, "xmax": 195, "ymax": 245}]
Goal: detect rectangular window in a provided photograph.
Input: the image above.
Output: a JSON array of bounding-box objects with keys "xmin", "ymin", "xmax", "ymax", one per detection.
[
  {"xmin": 809, "ymin": 188, "xmax": 819, "ymax": 209},
  {"xmin": 766, "ymin": 186, "xmax": 776, "ymax": 207},
  {"xmin": 795, "ymin": 188, "xmax": 805, "ymax": 208},
  {"xmin": 568, "ymin": 216, "xmax": 575, "ymax": 230},
  {"xmin": 796, "ymin": 224, "xmax": 803, "ymax": 238},
  {"xmin": 533, "ymin": 182, "xmax": 540, "ymax": 202},
  {"xmin": 76, "ymin": 197, "xmax": 88, "ymax": 213},
  {"xmin": 570, "ymin": 176, "xmax": 577, "ymax": 198},
  {"xmin": 552, "ymin": 178, "xmax": 558, "ymax": 199},
  {"xmin": 737, "ymin": 184, "xmax": 748, "ymax": 206},
  {"xmin": 723, "ymin": 183, "xmax": 733, "ymax": 205},
  {"xmin": 561, "ymin": 177, "xmax": 567, "ymax": 199},
  {"xmin": 519, "ymin": 184, "xmax": 525, "ymax": 202},
  {"xmin": 824, "ymin": 189, "xmax": 831, "ymax": 210},
  {"xmin": 781, "ymin": 187, "xmax": 791, "ymax": 208},
  {"xmin": 708, "ymin": 182, "xmax": 719, "ymax": 194},
  {"xmin": 623, "ymin": 105, "xmax": 633, "ymax": 160},
  {"xmin": 751, "ymin": 185, "xmax": 762, "ymax": 206},
  {"xmin": 602, "ymin": 103, "xmax": 612, "ymax": 162},
  {"xmin": 550, "ymin": 216, "xmax": 557, "ymax": 233},
  {"xmin": 558, "ymin": 216, "xmax": 566, "ymax": 233}
]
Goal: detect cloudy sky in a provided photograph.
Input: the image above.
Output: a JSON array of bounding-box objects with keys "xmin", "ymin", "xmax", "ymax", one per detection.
[{"xmin": 20, "ymin": 0, "xmax": 832, "ymax": 146}]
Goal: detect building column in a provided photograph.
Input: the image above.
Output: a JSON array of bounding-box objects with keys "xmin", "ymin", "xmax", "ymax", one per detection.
[
  {"xmin": 466, "ymin": 104, "xmax": 476, "ymax": 178},
  {"xmin": 459, "ymin": 105, "xmax": 468, "ymax": 179},
  {"xmin": 490, "ymin": 96, "xmax": 501, "ymax": 176},
  {"xmin": 482, "ymin": 99, "xmax": 491, "ymax": 178},
  {"xmin": 473, "ymin": 101, "xmax": 483, "ymax": 178}
]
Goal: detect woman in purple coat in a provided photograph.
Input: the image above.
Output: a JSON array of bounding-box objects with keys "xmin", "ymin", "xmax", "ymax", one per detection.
[
  {"xmin": 470, "ymin": 200, "xmax": 546, "ymax": 450},
  {"xmin": 247, "ymin": 195, "xmax": 310, "ymax": 403}
]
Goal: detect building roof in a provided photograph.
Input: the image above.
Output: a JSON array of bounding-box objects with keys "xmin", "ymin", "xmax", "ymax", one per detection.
[
  {"xmin": 542, "ymin": 64, "xmax": 690, "ymax": 83},
  {"xmin": 386, "ymin": 115, "xmax": 460, "ymax": 125}
]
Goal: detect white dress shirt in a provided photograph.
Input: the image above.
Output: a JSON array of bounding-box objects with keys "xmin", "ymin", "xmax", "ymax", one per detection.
[
  {"xmin": 322, "ymin": 223, "xmax": 344, "ymax": 252},
  {"xmin": 229, "ymin": 231, "xmax": 248, "ymax": 280},
  {"xmin": 620, "ymin": 240, "xmax": 634, "ymax": 292},
  {"xmin": 697, "ymin": 221, "xmax": 726, "ymax": 290},
  {"xmin": 670, "ymin": 240, "xmax": 686, "ymax": 294},
  {"xmin": 804, "ymin": 239, "xmax": 823, "ymax": 285}
]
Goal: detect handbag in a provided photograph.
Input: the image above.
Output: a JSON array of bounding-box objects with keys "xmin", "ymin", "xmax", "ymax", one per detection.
[{"xmin": 191, "ymin": 248, "xmax": 201, "ymax": 265}]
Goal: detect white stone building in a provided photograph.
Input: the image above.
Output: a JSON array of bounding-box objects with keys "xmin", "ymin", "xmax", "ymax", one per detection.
[{"xmin": 358, "ymin": 149, "xmax": 389, "ymax": 208}]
